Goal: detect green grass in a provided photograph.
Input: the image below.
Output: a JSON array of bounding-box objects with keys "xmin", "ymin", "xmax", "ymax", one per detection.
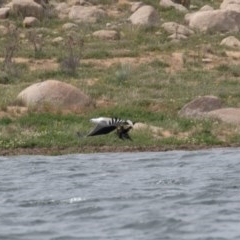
[
  {"xmin": 0, "ymin": 0, "xmax": 240, "ymax": 152},
  {"xmin": 0, "ymin": 108, "xmax": 231, "ymax": 150},
  {"xmin": 0, "ymin": 117, "xmax": 12, "ymax": 125}
]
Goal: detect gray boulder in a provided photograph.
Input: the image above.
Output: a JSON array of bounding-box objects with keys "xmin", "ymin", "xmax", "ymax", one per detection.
[
  {"xmin": 12, "ymin": 0, "xmax": 44, "ymax": 19},
  {"xmin": 207, "ymin": 108, "xmax": 240, "ymax": 125},
  {"xmin": 220, "ymin": 0, "xmax": 240, "ymax": 12},
  {"xmin": 68, "ymin": 6, "xmax": 107, "ymax": 23},
  {"xmin": 162, "ymin": 22, "xmax": 194, "ymax": 36},
  {"xmin": 168, "ymin": 33, "xmax": 188, "ymax": 41},
  {"xmin": 52, "ymin": 36, "xmax": 64, "ymax": 45},
  {"xmin": 23, "ymin": 16, "xmax": 40, "ymax": 28},
  {"xmin": 16, "ymin": 80, "xmax": 93, "ymax": 111},
  {"xmin": 55, "ymin": 2, "xmax": 70, "ymax": 19},
  {"xmin": 62, "ymin": 22, "xmax": 78, "ymax": 30},
  {"xmin": 184, "ymin": 5, "xmax": 213, "ymax": 23},
  {"xmin": 0, "ymin": 7, "xmax": 10, "ymax": 19},
  {"xmin": 93, "ymin": 30, "xmax": 120, "ymax": 40},
  {"xmin": 179, "ymin": 96, "xmax": 222, "ymax": 118},
  {"xmin": 220, "ymin": 36, "xmax": 240, "ymax": 48},
  {"xmin": 159, "ymin": 0, "xmax": 188, "ymax": 13},
  {"xmin": 199, "ymin": 5, "xmax": 214, "ymax": 11},
  {"xmin": 186, "ymin": 9, "xmax": 240, "ymax": 33},
  {"xmin": 129, "ymin": 5, "xmax": 160, "ymax": 27}
]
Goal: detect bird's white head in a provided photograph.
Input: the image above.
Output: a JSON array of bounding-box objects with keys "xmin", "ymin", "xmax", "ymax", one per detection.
[{"xmin": 126, "ymin": 120, "xmax": 134, "ymax": 126}]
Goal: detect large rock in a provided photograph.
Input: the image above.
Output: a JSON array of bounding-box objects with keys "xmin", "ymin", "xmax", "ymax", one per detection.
[
  {"xmin": 12, "ymin": 0, "xmax": 44, "ymax": 19},
  {"xmin": 62, "ymin": 22, "xmax": 78, "ymax": 31},
  {"xmin": 52, "ymin": 36, "xmax": 64, "ymax": 45},
  {"xmin": 207, "ymin": 108, "xmax": 240, "ymax": 125},
  {"xmin": 16, "ymin": 80, "xmax": 93, "ymax": 111},
  {"xmin": 55, "ymin": 2, "xmax": 70, "ymax": 19},
  {"xmin": 68, "ymin": 6, "xmax": 107, "ymax": 23},
  {"xmin": 179, "ymin": 96, "xmax": 222, "ymax": 118},
  {"xmin": 200, "ymin": 5, "xmax": 214, "ymax": 11},
  {"xmin": 23, "ymin": 16, "xmax": 40, "ymax": 28},
  {"xmin": 220, "ymin": 0, "xmax": 240, "ymax": 12},
  {"xmin": 162, "ymin": 22, "xmax": 194, "ymax": 36},
  {"xmin": 92, "ymin": 30, "xmax": 120, "ymax": 40},
  {"xmin": 159, "ymin": 0, "xmax": 188, "ymax": 13},
  {"xmin": 0, "ymin": 7, "xmax": 10, "ymax": 19},
  {"xmin": 220, "ymin": 36, "xmax": 240, "ymax": 48},
  {"xmin": 186, "ymin": 10, "xmax": 240, "ymax": 33},
  {"xmin": 168, "ymin": 32, "xmax": 188, "ymax": 41},
  {"xmin": 128, "ymin": 5, "xmax": 160, "ymax": 27}
]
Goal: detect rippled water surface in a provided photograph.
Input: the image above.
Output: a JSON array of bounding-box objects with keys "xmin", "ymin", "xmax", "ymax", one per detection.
[{"xmin": 1, "ymin": 148, "xmax": 240, "ymax": 240}]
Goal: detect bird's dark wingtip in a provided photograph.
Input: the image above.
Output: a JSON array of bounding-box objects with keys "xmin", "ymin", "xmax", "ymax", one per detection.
[
  {"xmin": 123, "ymin": 133, "xmax": 133, "ymax": 141},
  {"xmin": 116, "ymin": 128, "xmax": 133, "ymax": 141}
]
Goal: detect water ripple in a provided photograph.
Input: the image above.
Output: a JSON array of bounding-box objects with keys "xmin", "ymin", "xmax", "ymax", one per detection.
[{"xmin": 0, "ymin": 148, "xmax": 240, "ymax": 240}]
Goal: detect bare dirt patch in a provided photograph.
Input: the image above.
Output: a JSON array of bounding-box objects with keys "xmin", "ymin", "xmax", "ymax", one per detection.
[
  {"xmin": 0, "ymin": 106, "xmax": 28, "ymax": 119},
  {"xmin": 4, "ymin": 49, "xmax": 240, "ymax": 74},
  {"xmin": 0, "ymin": 144, "xmax": 238, "ymax": 156}
]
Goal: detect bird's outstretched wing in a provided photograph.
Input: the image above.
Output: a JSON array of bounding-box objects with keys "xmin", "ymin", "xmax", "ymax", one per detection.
[
  {"xmin": 87, "ymin": 124, "xmax": 117, "ymax": 136},
  {"xmin": 77, "ymin": 117, "xmax": 134, "ymax": 139}
]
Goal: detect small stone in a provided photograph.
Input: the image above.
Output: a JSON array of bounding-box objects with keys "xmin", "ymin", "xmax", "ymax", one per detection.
[{"xmin": 23, "ymin": 17, "xmax": 40, "ymax": 28}]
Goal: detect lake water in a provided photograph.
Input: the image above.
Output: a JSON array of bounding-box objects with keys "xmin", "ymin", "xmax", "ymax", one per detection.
[{"xmin": 1, "ymin": 148, "xmax": 240, "ymax": 240}]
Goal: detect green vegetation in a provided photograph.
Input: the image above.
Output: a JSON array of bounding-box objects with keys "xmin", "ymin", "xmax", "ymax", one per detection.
[{"xmin": 0, "ymin": 0, "xmax": 240, "ymax": 154}]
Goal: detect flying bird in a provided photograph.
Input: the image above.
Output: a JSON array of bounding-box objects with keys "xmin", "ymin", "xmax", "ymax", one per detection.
[{"xmin": 77, "ymin": 117, "xmax": 135, "ymax": 140}]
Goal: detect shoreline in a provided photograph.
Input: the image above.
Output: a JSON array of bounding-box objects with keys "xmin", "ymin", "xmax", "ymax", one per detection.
[{"xmin": 1, "ymin": 144, "xmax": 239, "ymax": 156}]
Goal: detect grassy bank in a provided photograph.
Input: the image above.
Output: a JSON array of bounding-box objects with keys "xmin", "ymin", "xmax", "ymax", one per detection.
[{"xmin": 0, "ymin": 0, "xmax": 240, "ymax": 155}]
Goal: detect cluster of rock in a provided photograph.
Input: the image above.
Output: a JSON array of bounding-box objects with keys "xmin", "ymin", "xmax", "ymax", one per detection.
[
  {"xmin": 162, "ymin": 0, "xmax": 240, "ymax": 43},
  {"xmin": 179, "ymin": 96, "xmax": 240, "ymax": 125},
  {"xmin": 0, "ymin": 0, "xmax": 48, "ymax": 27},
  {"xmin": 2, "ymin": 0, "xmax": 240, "ymax": 43}
]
